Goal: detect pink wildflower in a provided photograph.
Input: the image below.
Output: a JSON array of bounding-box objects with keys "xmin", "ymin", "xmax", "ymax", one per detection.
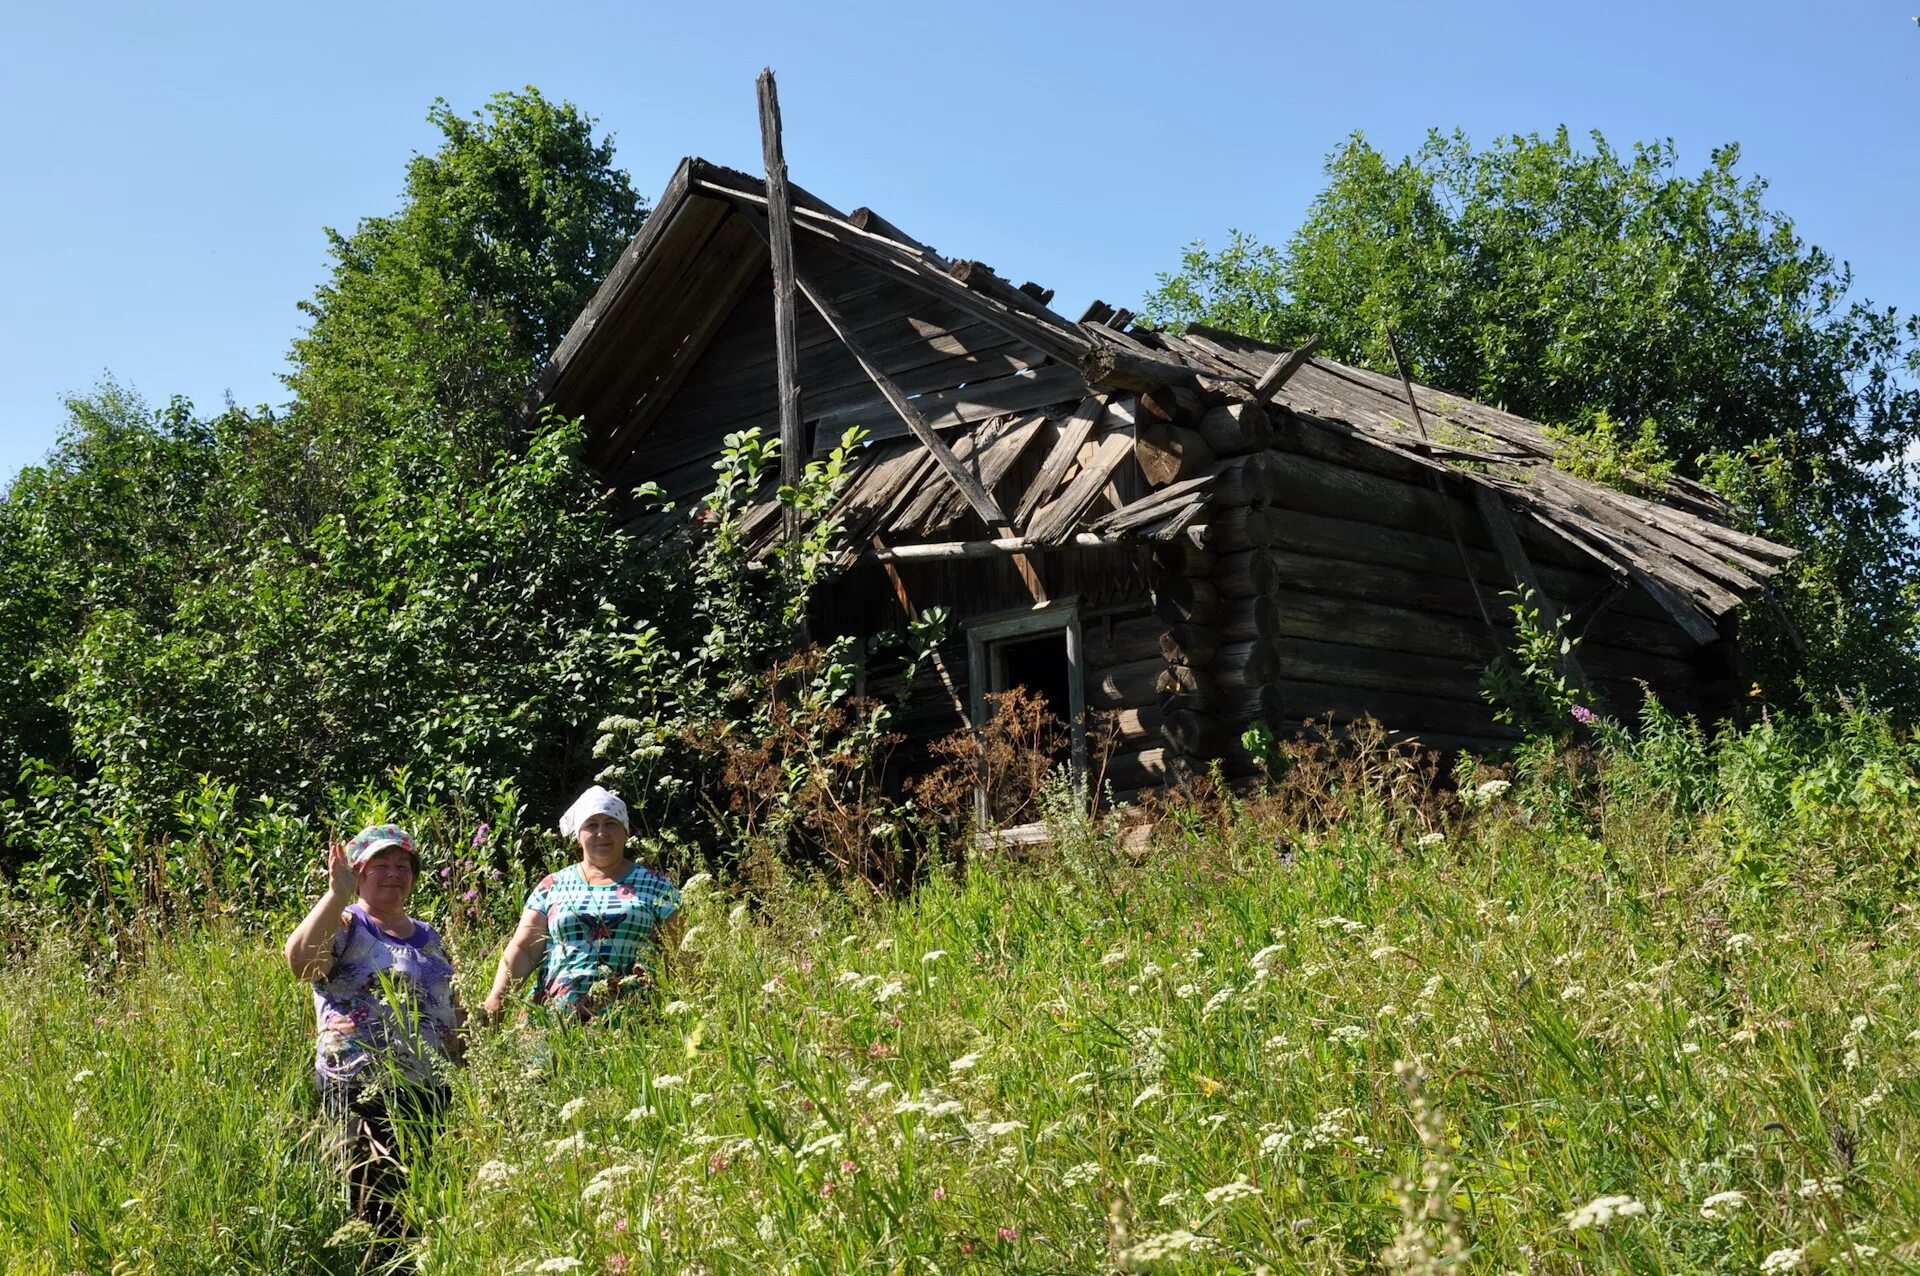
[{"xmin": 999, "ymin": 1227, "xmax": 1020, "ymax": 1242}]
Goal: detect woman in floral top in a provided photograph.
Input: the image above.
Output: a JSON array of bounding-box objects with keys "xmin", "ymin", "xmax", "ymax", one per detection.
[
  {"xmin": 284, "ymin": 823, "xmax": 462, "ymax": 1244},
  {"xmin": 483, "ymin": 786, "xmax": 683, "ymax": 1023}
]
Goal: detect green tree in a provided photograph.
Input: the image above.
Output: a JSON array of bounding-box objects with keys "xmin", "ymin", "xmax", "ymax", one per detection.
[
  {"xmin": 1144, "ymin": 128, "xmax": 1920, "ymax": 712},
  {"xmin": 0, "ymin": 89, "xmax": 659, "ymax": 869},
  {"xmin": 285, "ymin": 87, "xmax": 648, "ymax": 486}
]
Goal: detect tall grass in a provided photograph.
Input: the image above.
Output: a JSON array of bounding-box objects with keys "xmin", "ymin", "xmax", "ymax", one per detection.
[{"xmin": 5, "ymin": 710, "xmax": 1920, "ymax": 1273}]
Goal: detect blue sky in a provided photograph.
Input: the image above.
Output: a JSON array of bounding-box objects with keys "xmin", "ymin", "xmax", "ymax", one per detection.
[{"xmin": 2, "ymin": 1, "xmax": 1915, "ymax": 485}]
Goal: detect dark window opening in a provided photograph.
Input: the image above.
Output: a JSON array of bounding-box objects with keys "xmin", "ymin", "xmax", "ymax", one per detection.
[
  {"xmin": 981, "ymin": 629, "xmax": 1075, "ymax": 826},
  {"xmin": 991, "ymin": 633, "xmax": 1074, "ymax": 765}
]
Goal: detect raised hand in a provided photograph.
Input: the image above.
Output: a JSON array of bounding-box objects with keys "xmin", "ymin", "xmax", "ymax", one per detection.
[{"xmin": 326, "ymin": 839, "xmax": 359, "ymax": 903}]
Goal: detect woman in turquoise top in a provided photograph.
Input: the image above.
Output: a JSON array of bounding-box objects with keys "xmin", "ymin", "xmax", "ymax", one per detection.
[{"xmin": 483, "ymin": 786, "xmax": 683, "ymax": 1022}]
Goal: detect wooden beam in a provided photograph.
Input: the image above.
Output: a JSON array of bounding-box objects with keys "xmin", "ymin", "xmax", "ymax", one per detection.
[
  {"xmin": 756, "ymin": 70, "xmax": 804, "ymax": 549},
  {"xmin": 859, "ymin": 533, "xmax": 1120, "ymax": 564},
  {"xmin": 1474, "ymin": 486, "xmax": 1591, "ymax": 691},
  {"xmin": 737, "ymin": 205, "xmax": 1014, "ymax": 532},
  {"xmin": 793, "ymin": 268, "xmax": 1013, "ymax": 531},
  {"xmin": 1252, "ymin": 333, "xmax": 1322, "ymax": 403}
]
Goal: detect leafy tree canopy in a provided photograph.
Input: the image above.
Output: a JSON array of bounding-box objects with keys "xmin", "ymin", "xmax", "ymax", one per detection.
[
  {"xmin": 0, "ymin": 89, "xmax": 660, "ymax": 871},
  {"xmin": 1144, "ymin": 127, "xmax": 1920, "ymax": 711},
  {"xmin": 286, "ymin": 87, "xmax": 648, "ymax": 474}
]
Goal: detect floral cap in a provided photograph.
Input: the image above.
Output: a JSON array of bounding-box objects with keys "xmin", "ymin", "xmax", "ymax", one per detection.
[{"xmin": 346, "ymin": 823, "xmax": 419, "ymax": 870}]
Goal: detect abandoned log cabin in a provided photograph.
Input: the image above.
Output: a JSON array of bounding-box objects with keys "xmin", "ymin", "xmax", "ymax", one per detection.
[{"xmin": 532, "ymin": 157, "xmax": 1797, "ymax": 805}]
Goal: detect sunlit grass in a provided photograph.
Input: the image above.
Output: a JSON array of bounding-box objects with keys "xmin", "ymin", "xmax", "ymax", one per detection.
[{"xmin": 4, "ymin": 767, "xmax": 1919, "ymax": 1273}]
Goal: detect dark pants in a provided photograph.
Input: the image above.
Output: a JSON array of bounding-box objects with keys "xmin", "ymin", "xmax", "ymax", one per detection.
[{"xmin": 319, "ymin": 1072, "xmax": 449, "ymax": 1245}]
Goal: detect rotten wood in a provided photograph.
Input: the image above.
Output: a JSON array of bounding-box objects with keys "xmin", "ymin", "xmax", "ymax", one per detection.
[
  {"xmin": 756, "ymin": 70, "xmax": 805, "ymax": 549},
  {"xmin": 1251, "ymin": 333, "xmax": 1323, "ymax": 402}
]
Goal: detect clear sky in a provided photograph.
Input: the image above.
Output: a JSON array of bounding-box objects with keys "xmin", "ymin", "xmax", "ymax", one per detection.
[{"xmin": 2, "ymin": 1, "xmax": 1915, "ymax": 485}]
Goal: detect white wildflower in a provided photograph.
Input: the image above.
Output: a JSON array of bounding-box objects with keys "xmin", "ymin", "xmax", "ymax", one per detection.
[
  {"xmin": 1759, "ymin": 1249, "xmax": 1803, "ymax": 1275},
  {"xmin": 680, "ymin": 872, "xmax": 714, "ymax": 900},
  {"xmin": 581, "ymin": 1163, "xmax": 639, "ymax": 1202},
  {"xmin": 873, "ymin": 980, "xmax": 906, "ymax": 1004},
  {"xmin": 1099, "ymin": 950, "xmax": 1128, "ymax": 967},
  {"xmin": 982, "ymin": 1120, "xmax": 1027, "ymax": 1137},
  {"xmin": 798, "ymin": 1132, "xmax": 846, "ymax": 1159},
  {"xmin": 1139, "ymin": 962, "xmax": 1163, "ymax": 980},
  {"xmin": 1118, "ymin": 1230, "xmax": 1215, "ymax": 1264},
  {"xmin": 557, "ymin": 1097, "xmax": 587, "ymax": 1123},
  {"xmin": 1248, "ymin": 944, "xmax": 1285, "ymax": 972},
  {"xmin": 922, "ymin": 949, "xmax": 948, "ymax": 964},
  {"xmin": 1132, "ymin": 1084, "xmax": 1165, "ymax": 1109},
  {"xmin": 867, "ymin": 1080, "xmax": 894, "ymax": 1100},
  {"xmin": 1560, "ymin": 984, "xmax": 1588, "ymax": 1001},
  {"xmin": 1698, "ymin": 1189, "xmax": 1747, "ymax": 1220},
  {"xmin": 651, "ymin": 1074, "xmax": 685, "ymax": 1091},
  {"xmin": 1725, "ymin": 932, "xmax": 1756, "ymax": 954},
  {"xmin": 1203, "ymin": 1179, "xmax": 1260, "ymax": 1205},
  {"xmin": 728, "ymin": 901, "xmax": 749, "ymax": 930},
  {"xmin": 677, "ymin": 924, "xmax": 704, "ymax": 952},
  {"xmin": 71, "ymin": 1069, "xmax": 95, "ymax": 1085},
  {"xmin": 1797, "ymin": 1176, "xmax": 1843, "ymax": 1200},
  {"xmin": 1299, "ymin": 1108, "xmax": 1354, "ymax": 1151},
  {"xmin": 760, "ymin": 978, "xmax": 780, "ymax": 994},
  {"xmin": 1470, "ymin": 778, "xmax": 1511, "ymax": 805},
  {"xmin": 1175, "ymin": 983, "xmax": 1200, "ymax": 999},
  {"xmin": 1203, "ymin": 987, "xmax": 1236, "ymax": 1016},
  {"xmin": 1132, "ymin": 1152, "xmax": 1162, "ymax": 1166},
  {"xmin": 1730, "ymin": 1026, "xmax": 1757, "ymax": 1045},
  {"xmin": 1368, "ymin": 945, "xmax": 1401, "ymax": 961},
  {"xmin": 1156, "ymin": 1189, "xmax": 1184, "ymax": 1206},
  {"xmin": 662, "ymin": 999, "xmax": 692, "ymax": 1015},
  {"xmin": 534, "ymin": 1259, "xmax": 582, "ymax": 1273},
  {"xmin": 949, "ymin": 1052, "xmax": 981, "ymax": 1072},
  {"xmin": 1416, "ymin": 832, "xmax": 1446, "ymax": 848},
  {"xmin": 546, "ymin": 1131, "xmax": 587, "ymax": 1161},
  {"xmin": 1061, "ymin": 1161, "xmax": 1100, "ymax": 1187},
  {"xmin": 1563, "ymin": 1194, "xmax": 1645, "ymax": 1230},
  {"xmin": 1329, "ymin": 1024, "xmax": 1368, "ymax": 1046},
  {"xmin": 622, "ymin": 1105, "xmax": 653, "ymax": 1123},
  {"xmin": 474, "ymin": 1160, "xmax": 515, "ymax": 1190}
]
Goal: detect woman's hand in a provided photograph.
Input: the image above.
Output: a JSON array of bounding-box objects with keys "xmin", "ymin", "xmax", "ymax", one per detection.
[
  {"xmin": 284, "ymin": 839, "xmax": 360, "ymax": 980},
  {"xmin": 479, "ymin": 994, "xmax": 505, "ymax": 1027},
  {"xmin": 326, "ymin": 840, "xmax": 358, "ymax": 904}
]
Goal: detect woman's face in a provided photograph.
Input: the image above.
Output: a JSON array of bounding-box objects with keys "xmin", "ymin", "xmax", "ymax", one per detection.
[
  {"xmin": 355, "ymin": 846, "xmax": 416, "ymax": 910},
  {"xmin": 576, "ymin": 812, "xmax": 628, "ymax": 865}
]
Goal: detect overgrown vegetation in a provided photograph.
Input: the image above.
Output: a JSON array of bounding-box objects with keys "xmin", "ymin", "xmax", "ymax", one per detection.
[
  {"xmin": 8, "ymin": 710, "xmax": 1920, "ymax": 1272},
  {"xmin": 1144, "ymin": 127, "xmax": 1920, "ymax": 715}
]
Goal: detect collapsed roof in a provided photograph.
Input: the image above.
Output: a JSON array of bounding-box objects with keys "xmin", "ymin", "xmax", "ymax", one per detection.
[{"xmin": 535, "ymin": 157, "xmax": 1795, "ymax": 645}]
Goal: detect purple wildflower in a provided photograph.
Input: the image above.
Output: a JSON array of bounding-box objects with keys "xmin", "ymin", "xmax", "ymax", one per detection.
[
  {"xmin": 1571, "ymin": 705, "xmax": 1598, "ymax": 726},
  {"xmin": 471, "ymin": 822, "xmax": 492, "ymax": 849}
]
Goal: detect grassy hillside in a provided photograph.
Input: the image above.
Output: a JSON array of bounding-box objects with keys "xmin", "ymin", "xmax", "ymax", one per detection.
[{"xmin": 4, "ymin": 717, "xmax": 1920, "ymax": 1274}]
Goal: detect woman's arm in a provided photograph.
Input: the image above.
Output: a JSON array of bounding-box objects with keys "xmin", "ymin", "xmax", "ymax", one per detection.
[
  {"xmin": 284, "ymin": 841, "xmax": 357, "ymax": 981},
  {"xmin": 481, "ymin": 910, "xmax": 549, "ymax": 1021}
]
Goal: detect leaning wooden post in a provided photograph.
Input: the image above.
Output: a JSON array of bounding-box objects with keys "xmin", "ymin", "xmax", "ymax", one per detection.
[{"xmin": 757, "ymin": 69, "xmax": 804, "ymax": 550}]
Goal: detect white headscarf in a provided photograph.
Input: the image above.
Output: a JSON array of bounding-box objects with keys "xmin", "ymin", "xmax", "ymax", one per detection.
[{"xmin": 560, "ymin": 785, "xmax": 629, "ymax": 839}]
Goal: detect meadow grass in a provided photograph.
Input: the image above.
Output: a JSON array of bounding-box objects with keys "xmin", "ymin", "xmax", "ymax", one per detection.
[{"xmin": 4, "ymin": 738, "xmax": 1920, "ymax": 1274}]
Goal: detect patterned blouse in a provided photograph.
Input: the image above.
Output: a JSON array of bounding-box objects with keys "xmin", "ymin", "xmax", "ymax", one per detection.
[
  {"xmin": 524, "ymin": 863, "xmax": 680, "ymax": 1018},
  {"xmin": 311, "ymin": 905, "xmax": 459, "ymax": 1086}
]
